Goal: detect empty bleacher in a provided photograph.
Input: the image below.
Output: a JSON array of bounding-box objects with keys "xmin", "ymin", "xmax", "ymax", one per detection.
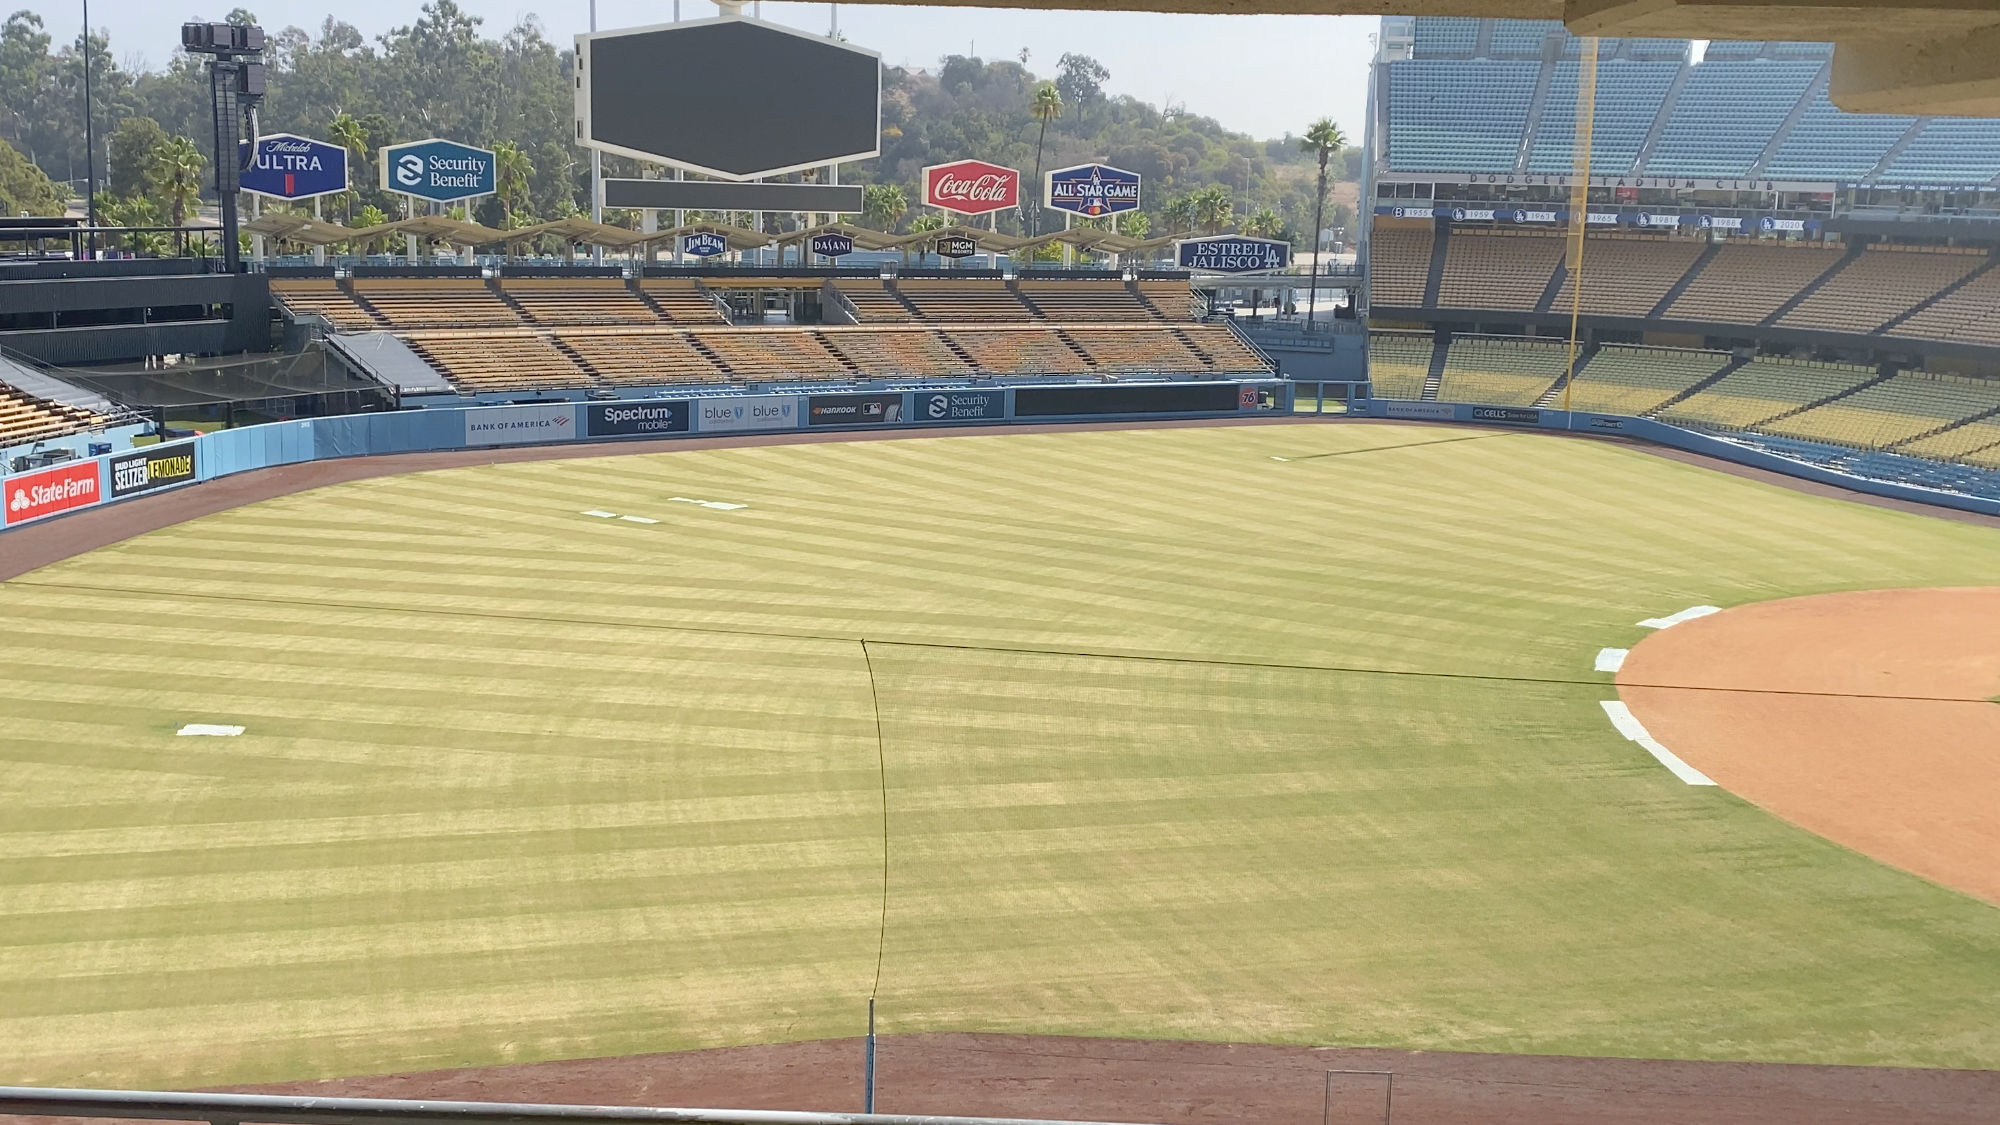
[
  {"xmin": 350, "ymin": 279, "xmax": 521, "ymax": 329},
  {"xmin": 1435, "ymin": 336, "xmax": 1569, "ymax": 405},
  {"xmin": 1017, "ymin": 280, "xmax": 1160, "ymax": 321},
  {"xmin": 1663, "ymin": 242, "xmax": 1845, "ymax": 324},
  {"xmin": 1366, "ymin": 332, "xmax": 1433, "ymax": 400},
  {"xmin": 270, "ymin": 279, "xmax": 381, "ymax": 330},
  {"xmin": 1763, "ymin": 87, "xmax": 1916, "ymax": 182},
  {"xmin": 556, "ymin": 329, "xmax": 726, "ymax": 385},
  {"xmin": 1136, "ymin": 281, "xmax": 1200, "ymax": 321},
  {"xmin": 1563, "ymin": 346, "xmax": 1732, "ymax": 416},
  {"xmin": 951, "ymin": 328, "xmax": 1086, "ymax": 374},
  {"xmin": 1643, "ymin": 60, "xmax": 1824, "ymax": 177},
  {"xmin": 1875, "ymin": 118, "xmax": 2000, "ymax": 186},
  {"xmin": 1655, "ymin": 357, "xmax": 1876, "ymax": 430},
  {"xmin": 1760, "ymin": 369, "xmax": 2000, "ymax": 449},
  {"xmin": 1550, "ymin": 237, "xmax": 1705, "ymax": 317},
  {"xmin": 401, "ymin": 331, "xmax": 593, "ymax": 392},
  {"xmin": 638, "ymin": 278, "xmax": 729, "ymax": 324},
  {"xmin": 1, "ymin": 383, "xmax": 111, "ymax": 447},
  {"xmin": 1182, "ymin": 326, "xmax": 1274, "ymax": 373},
  {"xmin": 691, "ymin": 329, "xmax": 849, "ymax": 380},
  {"xmin": 1437, "ymin": 231, "xmax": 1563, "ymax": 311},
  {"xmin": 896, "ymin": 280, "xmax": 1035, "ymax": 322},
  {"xmin": 1385, "ymin": 58, "xmax": 1541, "ymax": 172},
  {"xmin": 503, "ymin": 279, "xmax": 658, "ymax": 326},
  {"xmin": 1900, "ymin": 419, "xmax": 2000, "ymax": 467},
  {"xmin": 1065, "ymin": 327, "xmax": 1206, "ymax": 373},
  {"xmin": 1529, "ymin": 60, "xmax": 1681, "ymax": 175},
  {"xmin": 831, "ymin": 279, "xmax": 915, "ymax": 323},
  {"xmin": 1369, "ymin": 225, "xmax": 1435, "ymax": 307},
  {"xmin": 1888, "ymin": 266, "xmax": 2000, "ymax": 347},
  {"xmin": 1778, "ymin": 246, "xmax": 1984, "ymax": 334},
  {"xmin": 822, "ymin": 329, "xmax": 973, "ymax": 377}
]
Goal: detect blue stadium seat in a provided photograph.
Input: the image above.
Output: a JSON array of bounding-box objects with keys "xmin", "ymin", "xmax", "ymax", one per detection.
[
  {"xmin": 1411, "ymin": 17, "xmax": 1477, "ymax": 58},
  {"xmin": 1386, "ymin": 59, "xmax": 1542, "ymax": 172},
  {"xmin": 1876, "ymin": 118, "xmax": 2000, "ymax": 186},
  {"xmin": 1643, "ymin": 60, "xmax": 1822, "ymax": 176},
  {"xmin": 1488, "ymin": 19, "xmax": 1561, "ymax": 57},
  {"xmin": 1764, "ymin": 85, "xmax": 1915, "ymax": 181},
  {"xmin": 1530, "ymin": 61, "xmax": 1681, "ymax": 174}
]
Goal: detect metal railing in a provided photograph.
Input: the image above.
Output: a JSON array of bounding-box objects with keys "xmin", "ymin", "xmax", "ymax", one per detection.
[{"xmin": 0, "ymin": 1087, "xmax": 1163, "ymax": 1125}]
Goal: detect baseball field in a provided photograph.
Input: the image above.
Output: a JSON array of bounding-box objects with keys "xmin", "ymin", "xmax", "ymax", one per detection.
[{"xmin": 2, "ymin": 421, "xmax": 1997, "ymax": 1091}]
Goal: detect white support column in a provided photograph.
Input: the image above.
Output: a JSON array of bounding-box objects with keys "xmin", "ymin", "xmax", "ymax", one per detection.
[{"xmin": 312, "ymin": 196, "xmax": 325, "ymax": 266}]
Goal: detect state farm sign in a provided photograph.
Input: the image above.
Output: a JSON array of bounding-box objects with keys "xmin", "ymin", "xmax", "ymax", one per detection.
[
  {"xmin": 923, "ymin": 159, "xmax": 1019, "ymax": 216},
  {"xmin": 4, "ymin": 460, "xmax": 100, "ymax": 525}
]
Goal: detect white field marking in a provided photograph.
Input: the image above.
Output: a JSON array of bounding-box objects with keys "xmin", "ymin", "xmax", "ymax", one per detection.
[
  {"xmin": 581, "ymin": 510, "xmax": 618, "ymax": 518},
  {"xmin": 618, "ymin": 515, "xmax": 660, "ymax": 524},
  {"xmin": 1594, "ymin": 647, "xmax": 1629, "ymax": 673},
  {"xmin": 1637, "ymin": 605, "xmax": 1721, "ymax": 629},
  {"xmin": 1270, "ymin": 456, "xmax": 1292, "ymax": 462},
  {"xmin": 668, "ymin": 496, "xmax": 748, "ymax": 511},
  {"xmin": 1598, "ymin": 701, "xmax": 1717, "ymax": 786},
  {"xmin": 176, "ymin": 724, "xmax": 245, "ymax": 737}
]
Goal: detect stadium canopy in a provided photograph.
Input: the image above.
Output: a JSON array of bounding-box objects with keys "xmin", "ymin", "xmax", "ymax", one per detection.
[
  {"xmin": 340, "ymin": 215, "xmax": 511, "ymax": 249},
  {"xmin": 840, "ymin": 0, "xmax": 2000, "ymax": 117},
  {"xmin": 639, "ymin": 222, "xmax": 774, "ymax": 252},
  {"xmin": 242, "ymin": 214, "xmax": 361, "ymax": 248},
  {"xmin": 504, "ymin": 216, "xmax": 653, "ymax": 250},
  {"xmin": 769, "ymin": 222, "xmax": 906, "ymax": 253}
]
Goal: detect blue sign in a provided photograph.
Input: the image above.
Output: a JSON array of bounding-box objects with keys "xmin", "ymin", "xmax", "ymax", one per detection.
[
  {"xmin": 1045, "ymin": 163, "xmax": 1142, "ymax": 217},
  {"xmin": 682, "ymin": 232, "xmax": 728, "ymax": 257},
  {"xmin": 1175, "ymin": 236, "xmax": 1290, "ymax": 273},
  {"xmin": 810, "ymin": 233, "xmax": 854, "ymax": 258},
  {"xmin": 237, "ymin": 134, "xmax": 348, "ymax": 200},
  {"xmin": 586, "ymin": 400, "xmax": 691, "ymax": 437},
  {"xmin": 379, "ymin": 138, "xmax": 497, "ymax": 203}
]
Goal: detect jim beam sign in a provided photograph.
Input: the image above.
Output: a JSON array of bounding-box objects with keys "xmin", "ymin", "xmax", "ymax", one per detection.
[{"xmin": 922, "ymin": 160, "xmax": 1020, "ymax": 217}]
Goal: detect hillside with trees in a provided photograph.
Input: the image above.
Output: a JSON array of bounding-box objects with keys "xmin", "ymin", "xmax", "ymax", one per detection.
[{"xmin": 0, "ymin": 2, "xmax": 1358, "ymax": 246}]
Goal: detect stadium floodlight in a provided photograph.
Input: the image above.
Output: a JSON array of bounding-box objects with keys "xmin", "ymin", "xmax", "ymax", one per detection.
[{"xmin": 179, "ymin": 20, "xmax": 267, "ymax": 273}]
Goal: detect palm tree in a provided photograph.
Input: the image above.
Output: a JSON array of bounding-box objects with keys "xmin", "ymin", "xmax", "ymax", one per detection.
[
  {"xmin": 862, "ymin": 183, "xmax": 907, "ymax": 232},
  {"xmin": 1192, "ymin": 185, "xmax": 1233, "ymax": 235},
  {"xmin": 329, "ymin": 112, "xmax": 368, "ymax": 224},
  {"xmin": 1027, "ymin": 82, "xmax": 1063, "ymax": 235},
  {"xmin": 1299, "ymin": 117, "xmax": 1347, "ymax": 326},
  {"xmin": 147, "ymin": 136, "xmax": 206, "ymax": 227},
  {"xmin": 1244, "ymin": 207, "xmax": 1284, "ymax": 239},
  {"xmin": 1116, "ymin": 210, "xmax": 1150, "ymax": 239},
  {"xmin": 494, "ymin": 141, "xmax": 534, "ymax": 228},
  {"xmin": 1161, "ymin": 194, "xmax": 1195, "ymax": 236}
]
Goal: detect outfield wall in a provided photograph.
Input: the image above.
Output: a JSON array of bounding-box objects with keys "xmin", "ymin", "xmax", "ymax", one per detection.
[
  {"xmin": 1, "ymin": 382, "xmax": 1283, "ymax": 531},
  {"xmin": 1356, "ymin": 399, "xmax": 2000, "ymax": 517}
]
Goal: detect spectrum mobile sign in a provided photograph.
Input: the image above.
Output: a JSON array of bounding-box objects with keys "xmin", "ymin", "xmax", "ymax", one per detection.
[
  {"xmin": 1045, "ymin": 163, "xmax": 1141, "ymax": 217},
  {"xmin": 1175, "ymin": 235, "xmax": 1291, "ymax": 273},
  {"xmin": 379, "ymin": 138, "xmax": 497, "ymax": 203},
  {"xmin": 236, "ymin": 134, "xmax": 348, "ymax": 200},
  {"xmin": 923, "ymin": 159, "xmax": 1019, "ymax": 216}
]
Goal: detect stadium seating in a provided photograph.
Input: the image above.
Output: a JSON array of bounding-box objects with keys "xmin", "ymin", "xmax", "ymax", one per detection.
[
  {"xmin": 1366, "ymin": 332, "xmax": 1433, "ymax": 400},
  {"xmin": 556, "ymin": 330, "xmax": 727, "ymax": 385},
  {"xmin": 1529, "ymin": 60, "xmax": 1681, "ymax": 175},
  {"xmin": 1437, "ymin": 231, "xmax": 1563, "ymax": 311},
  {"xmin": 1655, "ymin": 357, "xmax": 1876, "ymax": 430},
  {"xmin": 1369, "ymin": 225, "xmax": 1434, "ymax": 307},
  {"xmin": 1487, "ymin": 19, "xmax": 1559, "ymax": 58},
  {"xmin": 0, "ymin": 383, "xmax": 112, "ymax": 447},
  {"xmin": 1763, "ymin": 88, "xmax": 1916, "ymax": 182},
  {"xmin": 1064, "ymin": 327, "xmax": 1205, "ymax": 373},
  {"xmin": 1761, "ymin": 369, "xmax": 2000, "ymax": 448},
  {"xmin": 951, "ymin": 328, "xmax": 1087, "ymax": 374},
  {"xmin": 503, "ymin": 279, "xmax": 658, "ymax": 326},
  {"xmin": 1435, "ymin": 336, "xmax": 1568, "ymax": 405},
  {"xmin": 821, "ymin": 329, "xmax": 973, "ymax": 377},
  {"xmin": 1017, "ymin": 280, "xmax": 1159, "ymax": 321},
  {"xmin": 1136, "ymin": 281, "xmax": 1200, "ymax": 320},
  {"xmin": 638, "ymin": 278, "xmax": 730, "ymax": 324},
  {"xmin": 351, "ymin": 279, "xmax": 521, "ymax": 329},
  {"xmin": 1549, "ymin": 236, "xmax": 1705, "ymax": 317},
  {"xmin": 1778, "ymin": 247, "xmax": 1984, "ymax": 333},
  {"xmin": 1888, "ymin": 266, "xmax": 2000, "ymax": 346},
  {"xmin": 1663, "ymin": 242, "xmax": 1845, "ymax": 324},
  {"xmin": 1386, "ymin": 59, "xmax": 1541, "ymax": 172},
  {"xmin": 270, "ymin": 279, "xmax": 381, "ymax": 330},
  {"xmin": 1181, "ymin": 326, "xmax": 1273, "ymax": 373},
  {"xmin": 832, "ymin": 279, "xmax": 915, "ymax": 323},
  {"xmin": 1644, "ymin": 60, "xmax": 1824, "ymax": 177},
  {"xmin": 1563, "ymin": 345, "xmax": 1732, "ymax": 416},
  {"xmin": 1875, "ymin": 118, "xmax": 2000, "ymax": 186},
  {"xmin": 1900, "ymin": 420, "xmax": 2000, "ymax": 467},
  {"xmin": 896, "ymin": 280, "xmax": 1035, "ymax": 321},
  {"xmin": 401, "ymin": 331, "xmax": 594, "ymax": 392},
  {"xmin": 691, "ymin": 330, "xmax": 850, "ymax": 380},
  {"xmin": 1410, "ymin": 16, "xmax": 1476, "ymax": 57}
]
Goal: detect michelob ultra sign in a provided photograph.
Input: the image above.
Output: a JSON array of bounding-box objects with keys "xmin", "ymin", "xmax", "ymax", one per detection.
[{"xmin": 237, "ymin": 134, "xmax": 348, "ymax": 200}]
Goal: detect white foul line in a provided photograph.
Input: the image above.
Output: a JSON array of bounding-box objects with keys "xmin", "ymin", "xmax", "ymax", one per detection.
[
  {"xmin": 668, "ymin": 496, "xmax": 748, "ymax": 511},
  {"xmin": 1637, "ymin": 605, "xmax": 1721, "ymax": 629},
  {"xmin": 581, "ymin": 510, "xmax": 618, "ymax": 518},
  {"xmin": 619, "ymin": 515, "xmax": 660, "ymax": 524},
  {"xmin": 1598, "ymin": 701, "xmax": 1716, "ymax": 786},
  {"xmin": 1594, "ymin": 647, "xmax": 1629, "ymax": 673},
  {"xmin": 177, "ymin": 724, "xmax": 245, "ymax": 737}
]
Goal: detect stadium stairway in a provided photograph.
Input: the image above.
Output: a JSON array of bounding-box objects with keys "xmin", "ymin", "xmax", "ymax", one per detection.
[
  {"xmin": 1759, "ymin": 243, "xmax": 1863, "ymax": 325},
  {"xmin": 1747, "ymin": 60, "xmax": 1828, "ymax": 176},
  {"xmin": 1514, "ymin": 61, "xmax": 1559, "ymax": 174},
  {"xmin": 1751, "ymin": 363, "xmax": 1898, "ymax": 428},
  {"xmin": 1630, "ymin": 64, "xmax": 1693, "ymax": 172},
  {"xmin": 1888, "ymin": 400, "xmax": 2000, "ymax": 452},
  {"xmin": 1052, "ymin": 328, "xmax": 1101, "ymax": 370},
  {"xmin": 1863, "ymin": 119, "xmax": 1931, "ymax": 181},
  {"xmin": 1125, "ymin": 281, "xmax": 1172, "ymax": 321},
  {"xmin": 340, "ymin": 279, "xmax": 391, "ymax": 327},
  {"xmin": 1423, "ymin": 223, "xmax": 1451, "ymax": 307},
  {"xmin": 685, "ymin": 333, "xmax": 735, "ymax": 376},
  {"xmin": 1010, "ymin": 280, "xmax": 1049, "ymax": 320},
  {"xmin": 812, "ymin": 331, "xmax": 866, "ymax": 377},
  {"xmin": 1534, "ymin": 342, "xmax": 1600, "ymax": 406},
  {"xmin": 489, "ymin": 281, "xmax": 533, "ymax": 323},
  {"xmin": 546, "ymin": 336, "xmax": 611, "ymax": 385},
  {"xmin": 1878, "ymin": 253, "xmax": 2000, "ymax": 335},
  {"xmin": 631, "ymin": 284, "xmax": 677, "ymax": 321},
  {"xmin": 1642, "ymin": 354, "xmax": 1750, "ymax": 416},
  {"xmin": 1170, "ymin": 327, "xmax": 1217, "ymax": 367},
  {"xmin": 1648, "ymin": 241, "xmax": 1722, "ymax": 317},
  {"xmin": 1535, "ymin": 259, "xmax": 1568, "ymax": 315},
  {"xmin": 882, "ymin": 280, "xmax": 925, "ymax": 320},
  {"xmin": 1422, "ymin": 331, "xmax": 1452, "ymax": 400}
]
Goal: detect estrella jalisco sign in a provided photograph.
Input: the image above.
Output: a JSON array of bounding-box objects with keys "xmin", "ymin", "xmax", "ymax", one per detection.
[
  {"xmin": 1045, "ymin": 163, "xmax": 1141, "ymax": 217},
  {"xmin": 1174, "ymin": 235, "xmax": 1291, "ymax": 273},
  {"xmin": 237, "ymin": 134, "xmax": 348, "ymax": 200},
  {"xmin": 378, "ymin": 138, "xmax": 497, "ymax": 203}
]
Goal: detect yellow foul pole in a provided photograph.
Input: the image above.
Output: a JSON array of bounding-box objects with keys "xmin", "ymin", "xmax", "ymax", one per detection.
[{"xmin": 1563, "ymin": 37, "xmax": 1599, "ymax": 416}]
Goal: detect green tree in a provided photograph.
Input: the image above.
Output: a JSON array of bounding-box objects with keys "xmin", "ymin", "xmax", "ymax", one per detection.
[
  {"xmin": 1243, "ymin": 207, "xmax": 1284, "ymax": 239},
  {"xmin": 862, "ymin": 182, "xmax": 907, "ymax": 231},
  {"xmin": 1161, "ymin": 194, "xmax": 1195, "ymax": 235},
  {"xmin": 1026, "ymin": 81, "xmax": 1063, "ymax": 235},
  {"xmin": 1299, "ymin": 116, "xmax": 1346, "ymax": 324},
  {"xmin": 0, "ymin": 134, "xmax": 63, "ymax": 213},
  {"xmin": 908, "ymin": 212, "xmax": 946, "ymax": 233},
  {"xmin": 1054, "ymin": 54, "xmax": 1108, "ymax": 121},
  {"xmin": 146, "ymin": 134, "xmax": 205, "ymax": 225},
  {"xmin": 0, "ymin": 11, "xmax": 51, "ymax": 156},
  {"xmin": 493, "ymin": 139, "xmax": 533, "ymax": 228},
  {"xmin": 1191, "ymin": 185, "xmax": 1233, "ymax": 234},
  {"xmin": 106, "ymin": 115, "xmax": 165, "ymax": 200},
  {"xmin": 328, "ymin": 110, "xmax": 367, "ymax": 222},
  {"xmin": 1116, "ymin": 210, "xmax": 1150, "ymax": 239}
]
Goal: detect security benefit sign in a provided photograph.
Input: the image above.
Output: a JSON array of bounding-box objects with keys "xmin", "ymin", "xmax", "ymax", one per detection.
[
  {"xmin": 1045, "ymin": 163, "xmax": 1141, "ymax": 217},
  {"xmin": 808, "ymin": 393, "xmax": 905, "ymax": 426},
  {"xmin": 108, "ymin": 442, "xmax": 197, "ymax": 498},
  {"xmin": 683, "ymin": 232, "xmax": 728, "ymax": 257},
  {"xmin": 3, "ymin": 460, "xmax": 100, "ymax": 526},
  {"xmin": 585, "ymin": 401, "xmax": 691, "ymax": 438},
  {"xmin": 916, "ymin": 389, "xmax": 1003, "ymax": 423},
  {"xmin": 379, "ymin": 138, "xmax": 497, "ymax": 203},
  {"xmin": 1175, "ymin": 235, "xmax": 1290, "ymax": 273},
  {"xmin": 463, "ymin": 403, "xmax": 577, "ymax": 447},
  {"xmin": 810, "ymin": 233, "xmax": 854, "ymax": 258},
  {"xmin": 237, "ymin": 134, "xmax": 348, "ymax": 200}
]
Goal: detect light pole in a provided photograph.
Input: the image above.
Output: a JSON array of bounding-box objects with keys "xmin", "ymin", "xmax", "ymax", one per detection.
[
  {"xmin": 81, "ymin": 0, "xmax": 95, "ymax": 257},
  {"xmin": 181, "ymin": 21, "xmax": 266, "ymax": 272}
]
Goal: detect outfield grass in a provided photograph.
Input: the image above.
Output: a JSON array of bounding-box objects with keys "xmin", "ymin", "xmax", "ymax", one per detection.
[{"xmin": 1, "ymin": 423, "xmax": 1997, "ymax": 1087}]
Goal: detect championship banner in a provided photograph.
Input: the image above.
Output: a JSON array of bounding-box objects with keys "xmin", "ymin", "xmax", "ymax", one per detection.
[
  {"xmin": 1045, "ymin": 163, "xmax": 1141, "ymax": 217},
  {"xmin": 4, "ymin": 460, "xmax": 100, "ymax": 525},
  {"xmin": 923, "ymin": 160, "xmax": 1019, "ymax": 216},
  {"xmin": 108, "ymin": 442, "xmax": 198, "ymax": 498}
]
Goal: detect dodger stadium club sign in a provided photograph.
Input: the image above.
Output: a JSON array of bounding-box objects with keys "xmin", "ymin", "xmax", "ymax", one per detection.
[
  {"xmin": 1176, "ymin": 235, "xmax": 1290, "ymax": 273},
  {"xmin": 1045, "ymin": 163, "xmax": 1141, "ymax": 217},
  {"xmin": 923, "ymin": 160, "xmax": 1020, "ymax": 216}
]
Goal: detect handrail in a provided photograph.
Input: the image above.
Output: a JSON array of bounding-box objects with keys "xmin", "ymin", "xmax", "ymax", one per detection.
[{"xmin": 0, "ymin": 1086, "xmax": 1167, "ymax": 1125}]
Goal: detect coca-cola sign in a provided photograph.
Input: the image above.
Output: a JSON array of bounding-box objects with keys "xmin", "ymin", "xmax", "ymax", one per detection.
[{"xmin": 923, "ymin": 160, "xmax": 1020, "ymax": 216}]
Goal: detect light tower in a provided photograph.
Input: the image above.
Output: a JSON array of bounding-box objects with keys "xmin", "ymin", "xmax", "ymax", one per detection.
[{"xmin": 180, "ymin": 21, "xmax": 266, "ymax": 272}]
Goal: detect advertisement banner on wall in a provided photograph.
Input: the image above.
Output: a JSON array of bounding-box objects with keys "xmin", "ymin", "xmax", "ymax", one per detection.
[
  {"xmin": 1175, "ymin": 236, "xmax": 1290, "ymax": 273},
  {"xmin": 1470, "ymin": 406, "xmax": 1542, "ymax": 425},
  {"xmin": 1015, "ymin": 382, "xmax": 1240, "ymax": 417},
  {"xmin": 808, "ymin": 393, "xmax": 905, "ymax": 426},
  {"xmin": 4, "ymin": 460, "xmax": 101, "ymax": 525},
  {"xmin": 695, "ymin": 395, "xmax": 801, "ymax": 433},
  {"xmin": 1383, "ymin": 401, "xmax": 1455, "ymax": 421},
  {"xmin": 464, "ymin": 403, "xmax": 577, "ymax": 447},
  {"xmin": 585, "ymin": 401, "xmax": 691, "ymax": 438},
  {"xmin": 108, "ymin": 442, "xmax": 198, "ymax": 498},
  {"xmin": 915, "ymin": 389, "xmax": 1004, "ymax": 423},
  {"xmin": 379, "ymin": 137, "xmax": 497, "ymax": 203},
  {"xmin": 237, "ymin": 134, "xmax": 349, "ymax": 200}
]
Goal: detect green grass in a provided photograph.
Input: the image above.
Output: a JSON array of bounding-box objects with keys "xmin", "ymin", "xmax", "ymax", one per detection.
[{"xmin": 1, "ymin": 423, "xmax": 1997, "ymax": 1087}]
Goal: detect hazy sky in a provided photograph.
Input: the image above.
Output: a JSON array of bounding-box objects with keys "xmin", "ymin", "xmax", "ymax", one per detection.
[{"xmin": 36, "ymin": 0, "xmax": 1377, "ymax": 141}]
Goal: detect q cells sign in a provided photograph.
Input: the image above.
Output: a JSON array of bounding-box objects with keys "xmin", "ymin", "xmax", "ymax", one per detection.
[
  {"xmin": 379, "ymin": 138, "xmax": 497, "ymax": 203},
  {"xmin": 1175, "ymin": 236, "xmax": 1290, "ymax": 273},
  {"xmin": 923, "ymin": 160, "xmax": 1018, "ymax": 216},
  {"xmin": 237, "ymin": 134, "xmax": 348, "ymax": 200}
]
